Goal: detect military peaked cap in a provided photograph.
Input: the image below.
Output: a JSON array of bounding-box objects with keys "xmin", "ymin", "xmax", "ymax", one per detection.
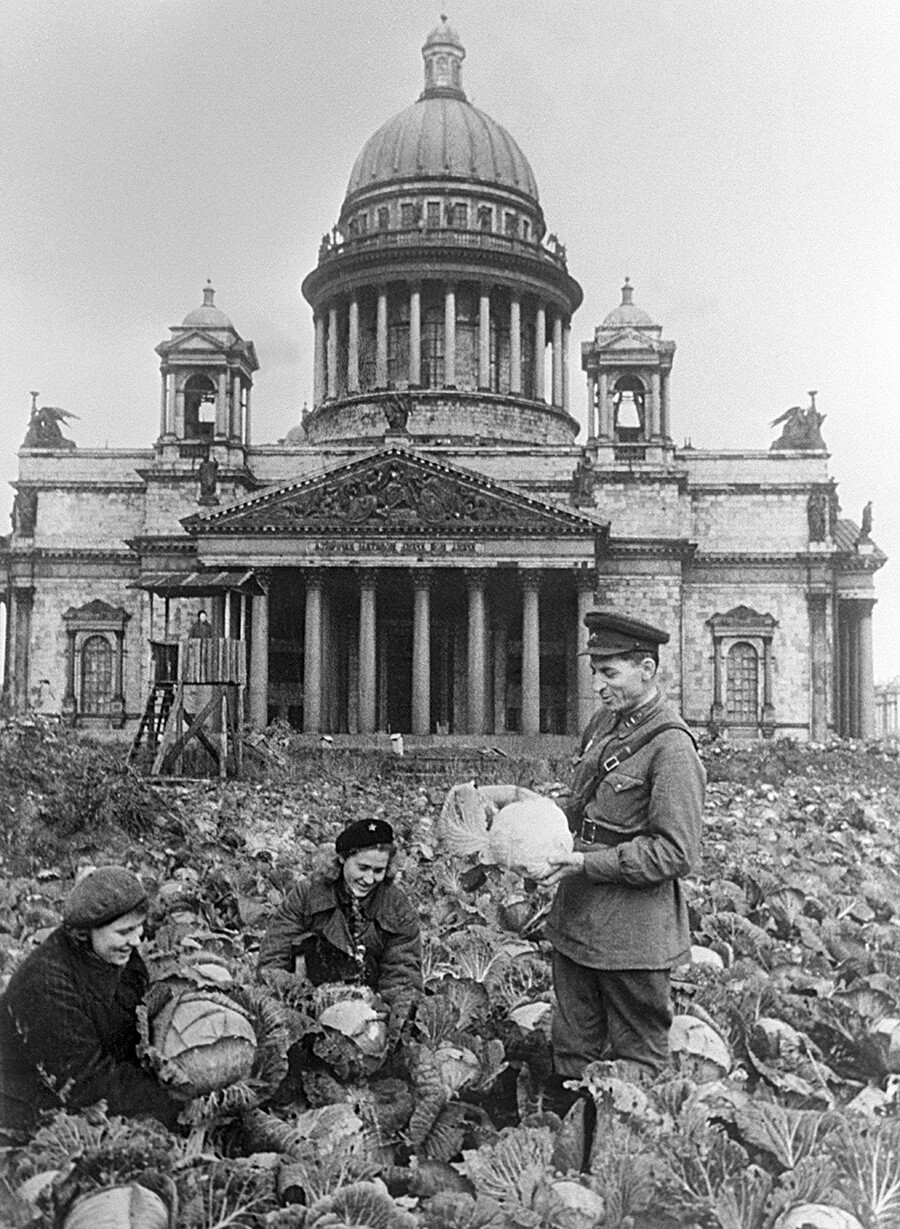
[{"xmin": 581, "ymin": 610, "xmax": 670, "ymax": 657}]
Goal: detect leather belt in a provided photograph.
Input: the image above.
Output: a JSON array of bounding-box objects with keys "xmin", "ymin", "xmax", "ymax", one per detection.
[{"xmin": 578, "ymin": 818, "xmax": 628, "ymax": 847}]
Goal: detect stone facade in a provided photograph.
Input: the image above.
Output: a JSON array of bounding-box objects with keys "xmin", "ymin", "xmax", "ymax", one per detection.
[{"xmin": 0, "ymin": 20, "xmax": 885, "ymax": 745}]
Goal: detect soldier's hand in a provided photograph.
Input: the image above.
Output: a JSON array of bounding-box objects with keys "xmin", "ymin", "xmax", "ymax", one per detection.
[{"xmin": 535, "ymin": 853, "xmax": 585, "ymax": 888}]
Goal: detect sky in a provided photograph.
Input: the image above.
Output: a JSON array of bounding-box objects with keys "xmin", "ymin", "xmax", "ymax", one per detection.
[{"xmin": 1, "ymin": 0, "xmax": 898, "ymax": 680}]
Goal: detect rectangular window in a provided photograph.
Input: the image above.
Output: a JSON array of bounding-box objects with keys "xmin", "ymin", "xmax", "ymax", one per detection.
[
  {"xmin": 358, "ymin": 212, "xmax": 368, "ymax": 234},
  {"xmin": 377, "ymin": 207, "xmax": 390, "ymax": 231},
  {"xmin": 504, "ymin": 211, "xmax": 518, "ymax": 237},
  {"xmin": 478, "ymin": 205, "xmax": 493, "ymax": 231},
  {"xmin": 426, "ymin": 201, "xmax": 441, "ymax": 229},
  {"xmin": 400, "ymin": 202, "xmax": 416, "ymax": 228},
  {"xmin": 451, "ymin": 202, "xmax": 468, "ymax": 229}
]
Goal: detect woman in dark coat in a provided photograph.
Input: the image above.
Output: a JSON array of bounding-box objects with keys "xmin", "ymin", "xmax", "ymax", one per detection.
[
  {"xmin": 0, "ymin": 866, "xmax": 180, "ymax": 1140},
  {"xmin": 257, "ymin": 819, "xmax": 422, "ymax": 1005}
]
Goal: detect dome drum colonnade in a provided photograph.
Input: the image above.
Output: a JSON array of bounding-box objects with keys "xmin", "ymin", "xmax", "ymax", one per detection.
[{"xmin": 300, "ymin": 17, "xmax": 582, "ymax": 447}]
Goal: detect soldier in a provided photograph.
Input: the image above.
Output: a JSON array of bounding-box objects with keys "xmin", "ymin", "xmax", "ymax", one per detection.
[{"xmin": 538, "ymin": 611, "xmax": 705, "ymax": 1084}]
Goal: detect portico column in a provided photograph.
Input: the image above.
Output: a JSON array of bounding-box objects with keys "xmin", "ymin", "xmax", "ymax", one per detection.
[
  {"xmin": 411, "ymin": 573, "xmax": 431, "ymax": 735},
  {"xmin": 215, "ymin": 370, "xmax": 228, "ymax": 436},
  {"xmin": 857, "ymin": 599, "xmax": 876, "ymax": 740},
  {"xmin": 466, "ymin": 572, "xmax": 487, "ymax": 733},
  {"xmin": 849, "ymin": 611, "xmax": 861, "ymax": 738},
  {"xmin": 562, "ymin": 322, "xmax": 570, "ymax": 412},
  {"xmin": 509, "ymin": 297, "xmax": 522, "ymax": 393},
  {"xmin": 661, "ymin": 373, "xmax": 671, "ymax": 440},
  {"xmin": 551, "ymin": 314, "xmax": 563, "ymax": 406},
  {"xmin": 534, "ymin": 304, "xmax": 546, "ymax": 401},
  {"xmin": 159, "ymin": 375, "xmax": 168, "ymax": 438},
  {"xmin": 376, "ymin": 289, "xmax": 388, "ymax": 387},
  {"xmin": 478, "ymin": 287, "xmax": 491, "ymax": 389},
  {"xmin": 243, "ymin": 385, "xmax": 252, "ymax": 446},
  {"xmin": 598, "ymin": 371, "xmax": 611, "ymax": 438},
  {"xmin": 576, "ymin": 574, "xmax": 595, "ymax": 731},
  {"xmin": 358, "ymin": 570, "xmax": 377, "ymax": 733},
  {"xmin": 521, "ymin": 572, "xmax": 541, "ymax": 735},
  {"xmin": 327, "ymin": 304, "xmax": 339, "ymax": 399},
  {"xmin": 650, "ymin": 370, "xmax": 662, "ymax": 439},
  {"xmin": 409, "ymin": 285, "xmax": 421, "ymax": 385},
  {"xmin": 174, "ymin": 381, "xmax": 185, "ymax": 437},
  {"xmin": 303, "ymin": 572, "xmax": 323, "ymax": 733},
  {"xmin": 348, "ymin": 298, "xmax": 360, "ymax": 393},
  {"xmin": 838, "ymin": 605, "xmax": 851, "ymax": 736},
  {"xmin": 807, "ymin": 593, "xmax": 828, "ymax": 742},
  {"xmin": 313, "ymin": 312, "xmax": 326, "ymax": 406},
  {"xmin": 444, "ymin": 284, "xmax": 456, "ymax": 387},
  {"xmin": 249, "ymin": 583, "xmax": 269, "ymax": 729}
]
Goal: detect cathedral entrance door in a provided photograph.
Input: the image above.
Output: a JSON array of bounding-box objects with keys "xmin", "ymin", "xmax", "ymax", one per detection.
[{"xmin": 378, "ymin": 615, "xmax": 413, "ymax": 733}]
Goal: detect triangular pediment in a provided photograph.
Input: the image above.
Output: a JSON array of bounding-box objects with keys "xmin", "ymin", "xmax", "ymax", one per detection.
[
  {"xmin": 184, "ymin": 448, "xmax": 603, "ymax": 538},
  {"xmin": 599, "ymin": 328, "xmax": 664, "ymax": 354},
  {"xmin": 157, "ymin": 329, "xmax": 231, "ymax": 354}
]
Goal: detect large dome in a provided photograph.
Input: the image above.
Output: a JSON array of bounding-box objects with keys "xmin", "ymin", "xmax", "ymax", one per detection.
[
  {"xmin": 344, "ymin": 18, "xmax": 538, "ymax": 204},
  {"xmin": 346, "ymin": 97, "xmax": 538, "ymax": 201}
]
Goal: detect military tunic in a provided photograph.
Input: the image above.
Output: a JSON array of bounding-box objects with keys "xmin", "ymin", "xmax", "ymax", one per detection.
[{"xmin": 546, "ymin": 692, "xmax": 705, "ymax": 971}]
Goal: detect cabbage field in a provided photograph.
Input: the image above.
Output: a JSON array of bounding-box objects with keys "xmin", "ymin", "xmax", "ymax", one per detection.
[{"xmin": 2, "ymin": 718, "xmax": 900, "ymax": 1228}]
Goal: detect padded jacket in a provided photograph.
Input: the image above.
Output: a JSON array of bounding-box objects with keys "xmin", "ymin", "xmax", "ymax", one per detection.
[
  {"xmin": 257, "ymin": 875, "xmax": 422, "ymax": 1002},
  {"xmin": 0, "ymin": 927, "xmax": 178, "ymax": 1135}
]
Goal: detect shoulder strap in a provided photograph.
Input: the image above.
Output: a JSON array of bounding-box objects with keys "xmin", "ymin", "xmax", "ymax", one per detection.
[{"xmin": 595, "ymin": 721, "xmax": 697, "ymax": 783}]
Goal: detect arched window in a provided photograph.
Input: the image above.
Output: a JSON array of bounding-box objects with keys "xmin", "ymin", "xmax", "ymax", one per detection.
[
  {"xmin": 612, "ymin": 375, "xmax": 646, "ymax": 441},
  {"xmin": 183, "ymin": 374, "xmax": 217, "ymax": 440},
  {"xmin": 726, "ymin": 641, "xmax": 759, "ymax": 725},
  {"xmin": 81, "ymin": 635, "xmax": 112, "ymax": 716}
]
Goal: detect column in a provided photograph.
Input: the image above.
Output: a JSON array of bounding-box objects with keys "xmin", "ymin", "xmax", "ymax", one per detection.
[
  {"xmin": 358, "ymin": 571, "xmax": 377, "ymax": 734},
  {"xmin": 303, "ymin": 572, "xmax": 323, "ymax": 733},
  {"xmin": 466, "ymin": 573, "xmax": 486, "ymax": 733},
  {"xmin": 216, "ymin": 370, "xmax": 228, "ymax": 436},
  {"xmin": 551, "ymin": 314, "xmax": 563, "ymax": 406},
  {"xmin": 411, "ymin": 573, "xmax": 431, "ymax": 735},
  {"xmin": 313, "ymin": 312, "xmax": 326, "ymax": 406},
  {"xmin": 710, "ymin": 636, "xmax": 724, "ymax": 725},
  {"xmin": 3, "ymin": 590, "xmax": 15, "ymax": 709},
  {"xmin": 534, "ymin": 304, "xmax": 546, "ymax": 401},
  {"xmin": 807, "ymin": 593, "xmax": 828, "ymax": 742},
  {"xmin": 650, "ymin": 370, "xmax": 662, "ymax": 439},
  {"xmin": 521, "ymin": 573, "xmax": 541, "ymax": 734},
  {"xmin": 598, "ymin": 371, "xmax": 610, "ymax": 438},
  {"xmin": 444, "ymin": 284, "xmax": 456, "ymax": 387},
  {"xmin": 838, "ymin": 606, "xmax": 851, "ymax": 737},
  {"xmin": 478, "ymin": 287, "xmax": 491, "ymax": 389},
  {"xmin": 327, "ymin": 304, "xmax": 339, "ymax": 399},
  {"xmin": 409, "ymin": 285, "xmax": 421, "ymax": 386},
  {"xmin": 576, "ymin": 574, "xmax": 595, "ymax": 731},
  {"xmin": 243, "ymin": 385, "xmax": 251, "ymax": 446},
  {"xmin": 376, "ymin": 289, "xmax": 388, "ymax": 387},
  {"xmin": 231, "ymin": 373, "xmax": 241, "ymax": 437},
  {"xmin": 761, "ymin": 638, "xmax": 776, "ymax": 734},
  {"xmin": 111, "ymin": 628, "xmax": 126, "ymax": 728},
  {"xmin": 62, "ymin": 627, "xmax": 77, "ymax": 725},
  {"xmin": 492, "ymin": 617, "xmax": 508, "ymax": 733},
  {"xmin": 174, "ymin": 382, "xmax": 185, "ymax": 437},
  {"xmin": 585, "ymin": 376, "xmax": 597, "ymax": 439},
  {"xmin": 13, "ymin": 588, "xmax": 33, "ymax": 714},
  {"xmin": 348, "ymin": 297, "xmax": 360, "ymax": 393},
  {"xmin": 165, "ymin": 373, "xmax": 176, "ymax": 436},
  {"xmin": 509, "ymin": 294, "xmax": 523, "ymax": 390},
  {"xmin": 661, "ymin": 373, "xmax": 671, "ymax": 440},
  {"xmin": 858, "ymin": 600, "xmax": 876, "ymax": 740},
  {"xmin": 849, "ymin": 612, "xmax": 861, "ymax": 738},
  {"xmin": 249, "ymin": 585, "xmax": 269, "ymax": 729},
  {"xmin": 158, "ymin": 375, "xmax": 167, "ymax": 439},
  {"xmin": 562, "ymin": 322, "xmax": 570, "ymax": 412}
]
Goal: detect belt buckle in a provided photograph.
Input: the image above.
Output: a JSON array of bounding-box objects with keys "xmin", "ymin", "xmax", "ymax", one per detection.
[{"xmin": 602, "ymin": 753, "xmax": 620, "ymax": 772}]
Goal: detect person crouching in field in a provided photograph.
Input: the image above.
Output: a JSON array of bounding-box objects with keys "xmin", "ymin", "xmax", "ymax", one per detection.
[
  {"xmin": 257, "ymin": 818, "xmax": 422, "ymax": 1004},
  {"xmin": 0, "ymin": 866, "xmax": 182, "ymax": 1141}
]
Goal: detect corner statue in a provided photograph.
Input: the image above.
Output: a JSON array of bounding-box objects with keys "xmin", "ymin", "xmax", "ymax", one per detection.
[
  {"xmin": 536, "ymin": 611, "xmax": 706, "ymax": 1085},
  {"xmin": 22, "ymin": 403, "xmax": 79, "ymax": 450},
  {"xmin": 769, "ymin": 392, "xmax": 826, "ymax": 451}
]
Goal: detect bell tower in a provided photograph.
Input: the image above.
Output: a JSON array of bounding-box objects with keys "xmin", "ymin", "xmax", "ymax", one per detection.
[
  {"xmin": 582, "ymin": 279, "xmax": 676, "ymax": 461},
  {"xmin": 155, "ymin": 282, "xmax": 258, "ymax": 464}
]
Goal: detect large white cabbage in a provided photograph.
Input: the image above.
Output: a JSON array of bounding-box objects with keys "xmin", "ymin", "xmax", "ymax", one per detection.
[{"xmin": 437, "ymin": 783, "xmax": 573, "ymax": 879}]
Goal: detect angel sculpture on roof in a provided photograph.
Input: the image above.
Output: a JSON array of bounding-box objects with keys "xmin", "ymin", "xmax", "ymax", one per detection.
[
  {"xmin": 22, "ymin": 397, "xmax": 79, "ymax": 450},
  {"xmin": 769, "ymin": 392, "xmax": 826, "ymax": 451}
]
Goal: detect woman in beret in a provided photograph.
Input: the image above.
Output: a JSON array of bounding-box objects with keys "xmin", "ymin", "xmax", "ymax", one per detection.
[
  {"xmin": 0, "ymin": 866, "xmax": 181, "ymax": 1140},
  {"xmin": 257, "ymin": 819, "xmax": 422, "ymax": 1004}
]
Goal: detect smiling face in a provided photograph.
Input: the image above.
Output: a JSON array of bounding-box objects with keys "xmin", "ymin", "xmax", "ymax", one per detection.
[
  {"xmin": 591, "ymin": 653, "xmax": 658, "ymax": 715},
  {"xmin": 340, "ymin": 847, "xmax": 391, "ymax": 899},
  {"xmin": 90, "ymin": 908, "xmax": 146, "ymax": 966}
]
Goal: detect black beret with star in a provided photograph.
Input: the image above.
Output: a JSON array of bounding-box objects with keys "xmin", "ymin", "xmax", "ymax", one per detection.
[{"xmin": 335, "ymin": 819, "xmax": 395, "ymax": 857}]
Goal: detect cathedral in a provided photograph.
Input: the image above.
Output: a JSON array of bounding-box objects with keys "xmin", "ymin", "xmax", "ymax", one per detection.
[{"xmin": 0, "ymin": 20, "xmax": 885, "ymax": 746}]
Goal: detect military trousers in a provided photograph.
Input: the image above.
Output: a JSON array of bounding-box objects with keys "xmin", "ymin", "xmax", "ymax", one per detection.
[{"xmin": 550, "ymin": 948, "xmax": 673, "ymax": 1078}]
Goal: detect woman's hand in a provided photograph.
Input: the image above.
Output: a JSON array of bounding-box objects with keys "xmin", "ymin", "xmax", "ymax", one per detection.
[{"xmin": 534, "ymin": 853, "xmax": 585, "ymax": 889}]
